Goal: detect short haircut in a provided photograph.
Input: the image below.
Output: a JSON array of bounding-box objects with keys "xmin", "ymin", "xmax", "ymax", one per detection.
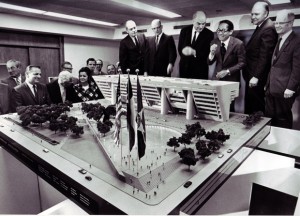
[
  {"xmin": 58, "ymin": 71, "xmax": 73, "ymax": 83},
  {"xmin": 7, "ymin": 59, "xmax": 22, "ymax": 68},
  {"xmin": 96, "ymin": 59, "xmax": 103, "ymax": 64},
  {"xmin": 107, "ymin": 64, "xmax": 116, "ymax": 69},
  {"xmin": 61, "ymin": 61, "xmax": 72, "ymax": 68},
  {"xmin": 219, "ymin": 20, "xmax": 234, "ymax": 31},
  {"xmin": 25, "ymin": 65, "xmax": 41, "ymax": 73},
  {"xmin": 86, "ymin": 58, "xmax": 96, "ymax": 65}
]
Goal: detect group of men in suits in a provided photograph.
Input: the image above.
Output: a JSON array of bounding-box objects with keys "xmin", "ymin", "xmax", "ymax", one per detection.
[
  {"xmin": 118, "ymin": 1, "xmax": 300, "ymax": 129},
  {"xmin": 0, "ymin": 60, "xmax": 81, "ymax": 113}
]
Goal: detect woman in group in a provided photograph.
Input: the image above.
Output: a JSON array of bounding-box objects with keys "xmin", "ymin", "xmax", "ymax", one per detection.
[{"xmin": 73, "ymin": 67, "xmax": 104, "ymax": 102}]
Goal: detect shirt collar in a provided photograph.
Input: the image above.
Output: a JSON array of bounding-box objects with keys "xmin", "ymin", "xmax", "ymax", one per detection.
[
  {"xmin": 26, "ymin": 80, "xmax": 34, "ymax": 88},
  {"xmin": 280, "ymin": 30, "xmax": 292, "ymax": 42},
  {"xmin": 221, "ymin": 36, "xmax": 230, "ymax": 48}
]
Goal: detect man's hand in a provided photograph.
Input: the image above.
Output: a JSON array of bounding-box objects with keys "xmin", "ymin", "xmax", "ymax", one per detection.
[
  {"xmin": 216, "ymin": 70, "xmax": 229, "ymax": 79},
  {"xmin": 284, "ymin": 89, "xmax": 295, "ymax": 98},
  {"xmin": 249, "ymin": 77, "xmax": 259, "ymax": 87},
  {"xmin": 182, "ymin": 46, "xmax": 196, "ymax": 57},
  {"xmin": 210, "ymin": 44, "xmax": 218, "ymax": 56},
  {"xmin": 167, "ymin": 64, "xmax": 173, "ymax": 75}
]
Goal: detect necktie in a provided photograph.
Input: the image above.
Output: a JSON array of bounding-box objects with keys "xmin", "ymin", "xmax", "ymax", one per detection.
[
  {"xmin": 253, "ymin": 26, "xmax": 259, "ymax": 35},
  {"xmin": 221, "ymin": 42, "xmax": 226, "ymax": 61},
  {"xmin": 274, "ymin": 37, "xmax": 282, "ymax": 58},
  {"xmin": 155, "ymin": 35, "xmax": 159, "ymax": 49},
  {"xmin": 15, "ymin": 78, "xmax": 20, "ymax": 85},
  {"xmin": 61, "ymin": 88, "xmax": 66, "ymax": 102},
  {"xmin": 192, "ymin": 31, "xmax": 197, "ymax": 47},
  {"xmin": 33, "ymin": 84, "xmax": 38, "ymax": 99},
  {"xmin": 134, "ymin": 36, "xmax": 139, "ymax": 48}
]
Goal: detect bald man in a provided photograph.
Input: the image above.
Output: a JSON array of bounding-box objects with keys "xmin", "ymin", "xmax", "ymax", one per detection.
[
  {"xmin": 265, "ymin": 10, "xmax": 300, "ymax": 129},
  {"xmin": 178, "ymin": 11, "xmax": 214, "ymax": 79},
  {"xmin": 119, "ymin": 20, "xmax": 148, "ymax": 74},
  {"xmin": 145, "ymin": 19, "xmax": 177, "ymax": 77},
  {"xmin": 243, "ymin": 1, "xmax": 277, "ymax": 114}
]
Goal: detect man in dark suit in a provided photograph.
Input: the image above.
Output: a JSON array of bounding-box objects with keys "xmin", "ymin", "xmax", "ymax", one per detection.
[
  {"xmin": 146, "ymin": 19, "xmax": 177, "ymax": 77},
  {"xmin": 0, "ymin": 83, "xmax": 14, "ymax": 114},
  {"xmin": 2, "ymin": 59, "xmax": 25, "ymax": 88},
  {"xmin": 14, "ymin": 65, "xmax": 51, "ymax": 107},
  {"xmin": 119, "ymin": 20, "xmax": 148, "ymax": 74},
  {"xmin": 243, "ymin": 1, "xmax": 277, "ymax": 114},
  {"xmin": 1, "ymin": 59, "xmax": 26, "ymax": 112},
  {"xmin": 46, "ymin": 71, "xmax": 79, "ymax": 104},
  {"xmin": 178, "ymin": 11, "xmax": 214, "ymax": 79},
  {"xmin": 265, "ymin": 10, "xmax": 300, "ymax": 129},
  {"xmin": 208, "ymin": 20, "xmax": 246, "ymax": 111}
]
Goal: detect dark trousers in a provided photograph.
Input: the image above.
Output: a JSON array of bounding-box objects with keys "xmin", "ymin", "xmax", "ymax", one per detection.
[
  {"xmin": 244, "ymin": 82, "xmax": 265, "ymax": 114},
  {"xmin": 265, "ymin": 92, "xmax": 295, "ymax": 129}
]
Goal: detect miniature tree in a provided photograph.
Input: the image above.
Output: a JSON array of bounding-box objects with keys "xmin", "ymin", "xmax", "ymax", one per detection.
[
  {"xmin": 182, "ymin": 153, "xmax": 197, "ymax": 170},
  {"xmin": 167, "ymin": 137, "xmax": 180, "ymax": 152},
  {"xmin": 104, "ymin": 120, "xmax": 113, "ymax": 128},
  {"xmin": 70, "ymin": 125, "xmax": 84, "ymax": 136},
  {"xmin": 97, "ymin": 122, "xmax": 110, "ymax": 136},
  {"xmin": 196, "ymin": 140, "xmax": 212, "ymax": 160},
  {"xmin": 178, "ymin": 133, "xmax": 192, "ymax": 148},
  {"xmin": 178, "ymin": 148, "xmax": 194, "ymax": 159},
  {"xmin": 185, "ymin": 122, "xmax": 206, "ymax": 139},
  {"xmin": 243, "ymin": 111, "xmax": 264, "ymax": 127},
  {"xmin": 49, "ymin": 120, "xmax": 60, "ymax": 134}
]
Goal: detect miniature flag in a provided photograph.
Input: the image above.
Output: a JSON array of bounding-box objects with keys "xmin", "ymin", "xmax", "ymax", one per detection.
[
  {"xmin": 114, "ymin": 74, "xmax": 122, "ymax": 145},
  {"xmin": 127, "ymin": 74, "xmax": 135, "ymax": 151},
  {"xmin": 136, "ymin": 75, "xmax": 146, "ymax": 159}
]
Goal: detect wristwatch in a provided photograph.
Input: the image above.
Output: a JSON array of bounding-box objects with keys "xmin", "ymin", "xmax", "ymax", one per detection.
[{"xmin": 226, "ymin": 69, "xmax": 231, "ymax": 76}]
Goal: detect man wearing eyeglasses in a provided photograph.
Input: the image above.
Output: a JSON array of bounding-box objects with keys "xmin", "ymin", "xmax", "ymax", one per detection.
[
  {"xmin": 178, "ymin": 11, "xmax": 214, "ymax": 79},
  {"xmin": 61, "ymin": 61, "xmax": 78, "ymax": 84},
  {"xmin": 13, "ymin": 65, "xmax": 51, "ymax": 107},
  {"xmin": 265, "ymin": 10, "xmax": 300, "ymax": 129},
  {"xmin": 145, "ymin": 19, "xmax": 177, "ymax": 77},
  {"xmin": 243, "ymin": 1, "xmax": 277, "ymax": 115},
  {"xmin": 208, "ymin": 20, "xmax": 246, "ymax": 111},
  {"xmin": 94, "ymin": 59, "xmax": 107, "ymax": 75}
]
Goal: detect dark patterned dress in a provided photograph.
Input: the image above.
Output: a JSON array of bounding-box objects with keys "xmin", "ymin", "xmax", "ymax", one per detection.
[{"xmin": 73, "ymin": 81, "xmax": 104, "ymax": 102}]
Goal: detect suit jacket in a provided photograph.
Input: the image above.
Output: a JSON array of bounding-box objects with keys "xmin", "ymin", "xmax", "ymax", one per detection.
[
  {"xmin": 266, "ymin": 32, "xmax": 300, "ymax": 97},
  {"xmin": 1, "ymin": 75, "xmax": 26, "ymax": 88},
  {"xmin": 13, "ymin": 82, "xmax": 52, "ymax": 107},
  {"xmin": 208, "ymin": 37, "xmax": 246, "ymax": 82},
  {"xmin": 119, "ymin": 33, "xmax": 148, "ymax": 74},
  {"xmin": 146, "ymin": 33, "xmax": 177, "ymax": 77},
  {"xmin": 46, "ymin": 79, "xmax": 79, "ymax": 104},
  {"xmin": 178, "ymin": 25, "xmax": 214, "ymax": 79},
  {"xmin": 244, "ymin": 18, "xmax": 277, "ymax": 85},
  {"xmin": 0, "ymin": 83, "xmax": 15, "ymax": 114}
]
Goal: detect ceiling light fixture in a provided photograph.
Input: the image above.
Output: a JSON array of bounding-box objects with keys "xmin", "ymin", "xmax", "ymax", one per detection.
[
  {"xmin": 0, "ymin": 2, "xmax": 118, "ymax": 26},
  {"xmin": 267, "ymin": 0, "xmax": 290, "ymax": 5},
  {"xmin": 44, "ymin": 12, "xmax": 118, "ymax": 26},
  {"xmin": 0, "ymin": 2, "xmax": 45, "ymax": 14},
  {"xmin": 111, "ymin": 0, "xmax": 181, "ymax": 18}
]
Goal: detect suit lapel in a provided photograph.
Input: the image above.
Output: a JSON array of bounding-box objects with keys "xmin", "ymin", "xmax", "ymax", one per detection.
[
  {"xmin": 247, "ymin": 18, "xmax": 270, "ymax": 45},
  {"xmin": 272, "ymin": 32, "xmax": 294, "ymax": 65},
  {"xmin": 156, "ymin": 33, "xmax": 165, "ymax": 51},
  {"xmin": 223, "ymin": 37, "xmax": 233, "ymax": 62},
  {"xmin": 24, "ymin": 83, "xmax": 37, "ymax": 103}
]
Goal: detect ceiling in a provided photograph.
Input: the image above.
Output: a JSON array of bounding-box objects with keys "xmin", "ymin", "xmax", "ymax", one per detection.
[{"xmin": 0, "ymin": 0, "xmax": 299, "ymax": 28}]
